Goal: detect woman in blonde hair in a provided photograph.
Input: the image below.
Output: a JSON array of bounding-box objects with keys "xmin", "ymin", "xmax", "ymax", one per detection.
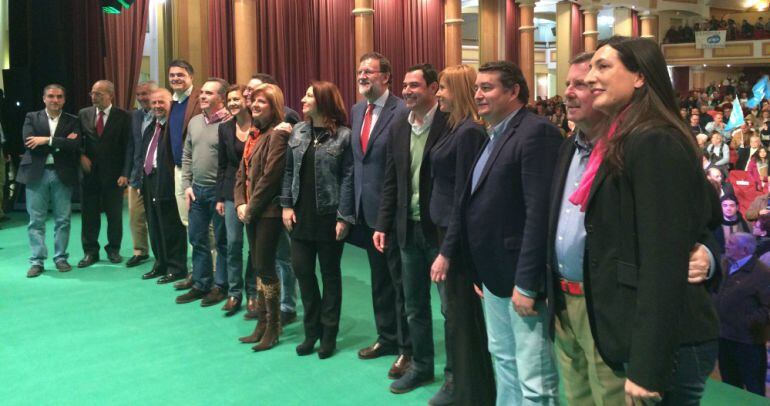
[
  {"xmin": 427, "ymin": 64, "xmax": 495, "ymax": 405},
  {"xmin": 235, "ymin": 83, "xmax": 291, "ymax": 352}
]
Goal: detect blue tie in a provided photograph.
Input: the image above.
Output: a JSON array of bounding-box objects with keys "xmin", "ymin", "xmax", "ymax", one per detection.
[{"xmin": 471, "ymin": 134, "xmax": 495, "ymax": 192}]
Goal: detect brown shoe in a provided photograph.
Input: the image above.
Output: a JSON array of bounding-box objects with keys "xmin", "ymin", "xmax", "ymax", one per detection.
[
  {"xmin": 244, "ymin": 295, "xmax": 260, "ymax": 319},
  {"xmin": 173, "ymin": 274, "xmax": 193, "ymax": 290},
  {"xmin": 222, "ymin": 296, "xmax": 242, "ymax": 317},
  {"xmin": 388, "ymin": 354, "xmax": 412, "ymax": 379},
  {"xmin": 175, "ymin": 288, "xmax": 208, "ymax": 304},
  {"xmin": 27, "ymin": 265, "xmax": 44, "ymax": 278},
  {"xmin": 358, "ymin": 341, "xmax": 398, "ymax": 360},
  {"xmin": 201, "ymin": 286, "xmax": 227, "ymax": 307}
]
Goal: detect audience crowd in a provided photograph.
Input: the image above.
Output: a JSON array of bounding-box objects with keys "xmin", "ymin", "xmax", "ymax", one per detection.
[
  {"xmin": 664, "ymin": 15, "xmax": 770, "ymax": 44},
  {"xmin": 7, "ymin": 34, "xmax": 770, "ymax": 405}
]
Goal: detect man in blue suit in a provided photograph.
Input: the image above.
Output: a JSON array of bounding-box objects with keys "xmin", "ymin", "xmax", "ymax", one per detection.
[
  {"xmin": 349, "ymin": 52, "xmax": 413, "ymax": 380},
  {"xmin": 453, "ymin": 61, "xmax": 562, "ymax": 405},
  {"xmin": 17, "ymin": 84, "xmax": 81, "ymax": 277},
  {"xmin": 124, "ymin": 80, "xmax": 158, "ymax": 268}
]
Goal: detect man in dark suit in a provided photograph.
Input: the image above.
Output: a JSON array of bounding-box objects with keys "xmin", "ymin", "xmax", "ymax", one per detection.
[
  {"xmin": 349, "ymin": 52, "xmax": 412, "ymax": 377},
  {"xmin": 167, "ymin": 59, "xmax": 201, "ymax": 289},
  {"xmin": 77, "ymin": 80, "xmax": 131, "ymax": 267},
  {"xmin": 124, "ymin": 80, "xmax": 158, "ymax": 268},
  {"xmin": 139, "ymin": 88, "xmax": 188, "ymax": 283},
  {"xmin": 18, "ymin": 84, "xmax": 80, "ymax": 277},
  {"xmin": 453, "ymin": 61, "xmax": 562, "ymax": 404},
  {"xmin": 373, "ymin": 64, "xmax": 449, "ymax": 396},
  {"xmin": 735, "ymin": 133, "xmax": 761, "ymax": 171}
]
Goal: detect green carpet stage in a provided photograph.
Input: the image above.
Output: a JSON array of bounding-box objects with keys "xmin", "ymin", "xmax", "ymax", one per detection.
[{"xmin": 0, "ymin": 211, "xmax": 767, "ymax": 405}]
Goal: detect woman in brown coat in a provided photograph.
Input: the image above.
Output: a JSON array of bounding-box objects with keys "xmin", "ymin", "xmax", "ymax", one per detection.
[{"xmin": 235, "ymin": 83, "xmax": 291, "ymax": 351}]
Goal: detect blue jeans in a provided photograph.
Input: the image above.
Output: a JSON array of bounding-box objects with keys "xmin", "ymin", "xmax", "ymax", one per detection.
[
  {"xmin": 483, "ymin": 286, "xmax": 559, "ymax": 406},
  {"xmin": 26, "ymin": 168, "xmax": 72, "ymax": 266},
  {"xmin": 277, "ymin": 229, "xmax": 297, "ymax": 312},
  {"xmin": 659, "ymin": 340, "xmax": 718, "ymax": 405},
  {"xmin": 188, "ymin": 184, "xmax": 227, "ymax": 292},
  {"xmin": 224, "ymin": 200, "xmax": 246, "ymax": 298}
]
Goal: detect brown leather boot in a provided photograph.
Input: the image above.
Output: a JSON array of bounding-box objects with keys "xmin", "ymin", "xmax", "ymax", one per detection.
[
  {"xmin": 252, "ymin": 279, "xmax": 281, "ymax": 352},
  {"xmin": 238, "ymin": 287, "xmax": 266, "ymax": 343}
]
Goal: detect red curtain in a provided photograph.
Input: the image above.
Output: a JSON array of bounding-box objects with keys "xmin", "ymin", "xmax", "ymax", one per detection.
[
  {"xmin": 631, "ymin": 10, "xmax": 640, "ymax": 37},
  {"xmin": 103, "ymin": 0, "xmax": 150, "ymax": 110},
  {"xmin": 208, "ymin": 0, "xmax": 235, "ymax": 82},
  {"xmin": 254, "ymin": 0, "xmax": 354, "ymax": 114},
  {"xmin": 373, "ymin": 0, "xmax": 445, "ymax": 95},
  {"xmin": 571, "ymin": 3, "xmax": 584, "ymax": 58},
  {"xmin": 506, "ymin": 0, "xmax": 521, "ymax": 65},
  {"xmin": 71, "ymin": 0, "xmax": 105, "ymax": 110}
]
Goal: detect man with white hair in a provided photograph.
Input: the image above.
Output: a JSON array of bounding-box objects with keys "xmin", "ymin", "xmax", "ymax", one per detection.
[{"xmin": 77, "ymin": 79, "xmax": 132, "ymax": 268}]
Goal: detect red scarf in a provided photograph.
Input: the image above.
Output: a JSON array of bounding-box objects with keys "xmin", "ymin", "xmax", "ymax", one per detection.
[
  {"xmin": 569, "ymin": 109, "xmax": 628, "ymax": 211},
  {"xmin": 242, "ymin": 128, "xmax": 261, "ymax": 202}
]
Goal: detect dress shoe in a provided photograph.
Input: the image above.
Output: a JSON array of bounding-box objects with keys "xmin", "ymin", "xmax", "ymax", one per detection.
[
  {"xmin": 77, "ymin": 254, "xmax": 99, "ymax": 268},
  {"xmin": 173, "ymin": 274, "xmax": 193, "ymax": 290},
  {"xmin": 389, "ymin": 367, "xmax": 434, "ymax": 394},
  {"xmin": 157, "ymin": 272, "xmax": 187, "ymax": 284},
  {"xmin": 296, "ymin": 337, "xmax": 318, "ymax": 356},
  {"xmin": 126, "ymin": 254, "xmax": 149, "ymax": 268},
  {"xmin": 142, "ymin": 266, "xmax": 165, "ymax": 280},
  {"xmin": 27, "ymin": 265, "xmax": 44, "ymax": 278},
  {"xmin": 222, "ymin": 296, "xmax": 241, "ymax": 316},
  {"xmin": 280, "ymin": 310, "xmax": 297, "ymax": 326},
  {"xmin": 244, "ymin": 296, "xmax": 259, "ymax": 320},
  {"xmin": 55, "ymin": 260, "xmax": 73, "ymax": 273},
  {"xmin": 388, "ymin": 354, "xmax": 412, "ymax": 380},
  {"xmin": 358, "ymin": 341, "xmax": 398, "ymax": 359},
  {"xmin": 107, "ymin": 252, "xmax": 122, "ymax": 264},
  {"xmin": 201, "ymin": 286, "xmax": 227, "ymax": 307},
  {"xmin": 175, "ymin": 287, "xmax": 208, "ymax": 304},
  {"xmin": 428, "ymin": 373, "xmax": 454, "ymax": 406}
]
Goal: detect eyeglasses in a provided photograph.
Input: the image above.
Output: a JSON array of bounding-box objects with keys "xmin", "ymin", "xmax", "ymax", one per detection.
[{"xmin": 357, "ymin": 69, "xmax": 382, "ymax": 76}]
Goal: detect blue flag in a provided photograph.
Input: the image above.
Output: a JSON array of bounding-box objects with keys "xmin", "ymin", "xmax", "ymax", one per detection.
[
  {"xmin": 724, "ymin": 96, "xmax": 745, "ymax": 133},
  {"xmin": 747, "ymin": 75, "xmax": 769, "ymax": 108}
]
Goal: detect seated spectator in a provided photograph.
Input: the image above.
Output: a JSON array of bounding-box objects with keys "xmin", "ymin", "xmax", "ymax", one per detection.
[
  {"xmin": 751, "ymin": 215, "xmax": 770, "ymax": 257},
  {"xmin": 680, "ymin": 107, "xmax": 689, "ymax": 120},
  {"xmin": 696, "ymin": 133, "xmax": 709, "ymax": 150},
  {"xmin": 705, "ymin": 113, "xmax": 727, "ymax": 139},
  {"xmin": 715, "ymin": 232, "xmax": 770, "ymax": 397},
  {"xmin": 736, "ymin": 133, "xmax": 761, "ymax": 170},
  {"xmin": 699, "ymin": 104, "xmax": 714, "ymax": 127},
  {"xmin": 745, "ymin": 191, "xmax": 770, "ymax": 224},
  {"xmin": 706, "ymin": 132, "xmax": 730, "ymax": 173},
  {"xmin": 747, "ymin": 147, "xmax": 769, "ymax": 191},
  {"xmin": 715, "ymin": 195, "xmax": 750, "ymax": 252},
  {"xmin": 760, "ymin": 120, "xmax": 770, "ymax": 145},
  {"xmin": 690, "ymin": 114, "xmax": 705, "ymax": 137},
  {"xmin": 707, "ymin": 166, "xmax": 735, "ymax": 198}
]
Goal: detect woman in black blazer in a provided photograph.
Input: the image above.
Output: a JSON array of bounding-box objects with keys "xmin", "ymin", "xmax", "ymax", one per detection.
[
  {"xmin": 428, "ymin": 65, "xmax": 495, "ymax": 406},
  {"xmin": 216, "ymin": 85, "xmax": 252, "ymax": 316},
  {"xmin": 580, "ymin": 36, "xmax": 719, "ymax": 404}
]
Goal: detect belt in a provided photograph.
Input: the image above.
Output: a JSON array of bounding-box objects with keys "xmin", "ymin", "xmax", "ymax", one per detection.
[{"xmin": 559, "ymin": 278, "xmax": 584, "ymax": 296}]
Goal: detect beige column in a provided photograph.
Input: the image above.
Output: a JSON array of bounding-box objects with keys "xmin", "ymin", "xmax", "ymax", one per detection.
[
  {"xmin": 479, "ymin": 0, "xmax": 502, "ymax": 64},
  {"xmin": 171, "ymin": 0, "xmax": 210, "ymax": 87},
  {"xmin": 233, "ymin": 0, "xmax": 257, "ymax": 84},
  {"xmin": 640, "ymin": 12, "xmax": 659, "ymax": 43},
  {"xmin": 353, "ymin": 0, "xmax": 374, "ymax": 67},
  {"xmin": 444, "ymin": 0, "xmax": 463, "ymax": 67},
  {"xmin": 518, "ymin": 0, "xmax": 536, "ymax": 102},
  {"xmin": 555, "ymin": 1, "xmax": 572, "ymax": 101},
  {"xmin": 582, "ymin": 6, "xmax": 599, "ymax": 52},
  {"xmin": 692, "ymin": 66, "xmax": 704, "ymax": 91},
  {"xmin": 613, "ymin": 7, "xmax": 632, "ymax": 37}
]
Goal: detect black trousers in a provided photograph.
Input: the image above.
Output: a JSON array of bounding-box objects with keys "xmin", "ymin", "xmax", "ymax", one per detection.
[
  {"xmin": 718, "ymin": 338, "xmax": 767, "ymax": 396},
  {"xmin": 437, "ymin": 226, "xmax": 496, "ymax": 405},
  {"xmin": 143, "ymin": 172, "xmax": 187, "ymax": 275},
  {"xmin": 245, "ymin": 217, "xmax": 281, "ymax": 284},
  {"xmin": 350, "ymin": 222, "xmax": 411, "ymax": 354},
  {"xmin": 81, "ymin": 172, "xmax": 123, "ymax": 255},
  {"xmin": 292, "ymin": 237, "xmax": 344, "ymax": 339}
]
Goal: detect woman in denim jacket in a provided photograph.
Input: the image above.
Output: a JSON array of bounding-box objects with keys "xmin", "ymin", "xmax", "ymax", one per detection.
[{"xmin": 281, "ymin": 81, "xmax": 354, "ymax": 359}]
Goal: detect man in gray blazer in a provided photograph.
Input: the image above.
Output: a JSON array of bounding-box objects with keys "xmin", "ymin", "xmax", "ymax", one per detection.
[
  {"xmin": 18, "ymin": 84, "xmax": 80, "ymax": 277},
  {"xmin": 349, "ymin": 52, "xmax": 412, "ymax": 379}
]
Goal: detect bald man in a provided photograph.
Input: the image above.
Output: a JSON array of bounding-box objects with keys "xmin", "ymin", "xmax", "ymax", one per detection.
[{"xmin": 77, "ymin": 79, "xmax": 132, "ymax": 268}]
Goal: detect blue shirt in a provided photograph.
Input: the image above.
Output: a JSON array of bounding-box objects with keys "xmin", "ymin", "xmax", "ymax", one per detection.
[
  {"xmin": 555, "ymin": 132, "xmax": 592, "ymax": 282},
  {"xmin": 169, "ymin": 97, "xmax": 189, "ymax": 167},
  {"xmin": 471, "ymin": 108, "xmax": 520, "ymax": 192}
]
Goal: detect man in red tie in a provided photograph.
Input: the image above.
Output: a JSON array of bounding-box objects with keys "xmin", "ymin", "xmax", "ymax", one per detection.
[
  {"xmin": 348, "ymin": 52, "xmax": 413, "ymax": 380},
  {"xmin": 77, "ymin": 80, "xmax": 131, "ymax": 268}
]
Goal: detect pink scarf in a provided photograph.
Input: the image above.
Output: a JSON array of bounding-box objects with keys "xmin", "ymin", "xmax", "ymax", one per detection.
[{"xmin": 569, "ymin": 111, "xmax": 627, "ymax": 211}]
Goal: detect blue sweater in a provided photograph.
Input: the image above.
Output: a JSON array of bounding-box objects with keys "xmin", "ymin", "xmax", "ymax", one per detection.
[{"xmin": 169, "ymin": 98, "xmax": 189, "ymax": 166}]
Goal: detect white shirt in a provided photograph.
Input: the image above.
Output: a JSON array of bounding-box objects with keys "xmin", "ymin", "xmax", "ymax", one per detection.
[
  {"xmin": 366, "ymin": 89, "xmax": 390, "ymax": 131},
  {"xmin": 46, "ymin": 110, "xmax": 61, "ymax": 164},
  {"xmin": 408, "ymin": 102, "xmax": 438, "ymax": 135},
  {"xmin": 145, "ymin": 119, "xmax": 166, "ymax": 169},
  {"xmin": 173, "ymin": 86, "xmax": 194, "ymax": 103}
]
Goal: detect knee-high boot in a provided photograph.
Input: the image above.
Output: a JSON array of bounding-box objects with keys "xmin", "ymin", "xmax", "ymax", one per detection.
[
  {"xmin": 239, "ymin": 281, "xmax": 266, "ymax": 343},
  {"xmin": 252, "ymin": 278, "xmax": 281, "ymax": 351}
]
